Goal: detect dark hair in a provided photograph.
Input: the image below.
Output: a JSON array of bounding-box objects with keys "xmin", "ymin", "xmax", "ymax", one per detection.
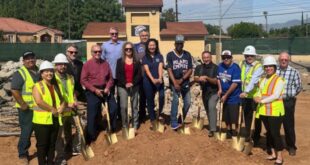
[
  {"xmin": 201, "ymin": 51, "xmax": 212, "ymax": 55},
  {"xmin": 121, "ymin": 42, "xmax": 137, "ymax": 63},
  {"xmin": 145, "ymin": 38, "xmax": 160, "ymax": 59},
  {"xmin": 39, "ymin": 70, "xmax": 64, "ymax": 102},
  {"xmin": 66, "ymin": 44, "xmax": 78, "ymax": 50}
]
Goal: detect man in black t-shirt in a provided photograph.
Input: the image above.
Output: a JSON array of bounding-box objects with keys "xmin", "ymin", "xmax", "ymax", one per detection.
[
  {"xmin": 166, "ymin": 35, "xmax": 193, "ymax": 130},
  {"xmin": 194, "ymin": 51, "xmax": 218, "ymax": 137}
]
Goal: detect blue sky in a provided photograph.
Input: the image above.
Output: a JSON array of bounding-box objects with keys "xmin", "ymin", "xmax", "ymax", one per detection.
[{"xmin": 163, "ymin": 0, "xmax": 310, "ymax": 31}]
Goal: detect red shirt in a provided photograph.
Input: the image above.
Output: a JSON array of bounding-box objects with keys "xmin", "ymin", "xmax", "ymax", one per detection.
[
  {"xmin": 80, "ymin": 58, "xmax": 113, "ymax": 92},
  {"xmin": 124, "ymin": 63, "xmax": 133, "ymax": 83}
]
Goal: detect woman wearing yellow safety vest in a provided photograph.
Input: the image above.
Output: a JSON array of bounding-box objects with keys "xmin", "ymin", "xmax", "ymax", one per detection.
[
  {"xmin": 254, "ymin": 56, "xmax": 285, "ymax": 165},
  {"xmin": 32, "ymin": 61, "xmax": 66, "ymax": 165}
]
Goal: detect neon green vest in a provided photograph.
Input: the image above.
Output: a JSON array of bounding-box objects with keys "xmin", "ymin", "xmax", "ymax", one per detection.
[
  {"xmin": 240, "ymin": 60, "xmax": 262, "ymax": 98},
  {"xmin": 32, "ymin": 81, "xmax": 62, "ymax": 125},
  {"xmin": 55, "ymin": 73, "xmax": 75, "ymax": 116},
  {"xmin": 256, "ymin": 74, "xmax": 285, "ymax": 117},
  {"xmin": 15, "ymin": 66, "xmax": 37, "ymax": 108}
]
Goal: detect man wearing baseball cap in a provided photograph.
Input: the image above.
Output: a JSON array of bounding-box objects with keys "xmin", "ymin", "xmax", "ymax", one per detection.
[
  {"xmin": 11, "ymin": 51, "xmax": 39, "ymax": 164},
  {"xmin": 166, "ymin": 34, "xmax": 193, "ymax": 130},
  {"xmin": 217, "ymin": 50, "xmax": 242, "ymax": 138}
]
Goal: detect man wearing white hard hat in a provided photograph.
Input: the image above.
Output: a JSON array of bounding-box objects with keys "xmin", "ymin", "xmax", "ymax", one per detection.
[
  {"xmin": 32, "ymin": 60, "xmax": 66, "ymax": 165},
  {"xmin": 239, "ymin": 45, "xmax": 264, "ymax": 144},
  {"xmin": 217, "ymin": 50, "xmax": 242, "ymax": 138},
  {"xmin": 254, "ymin": 55, "xmax": 285, "ymax": 165},
  {"xmin": 53, "ymin": 53, "xmax": 77, "ymax": 163}
]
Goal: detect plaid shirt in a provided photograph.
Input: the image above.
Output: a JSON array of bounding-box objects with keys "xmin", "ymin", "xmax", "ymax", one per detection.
[{"xmin": 276, "ymin": 65, "xmax": 302, "ymax": 99}]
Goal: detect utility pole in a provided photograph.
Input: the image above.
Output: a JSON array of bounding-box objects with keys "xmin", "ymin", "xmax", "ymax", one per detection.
[
  {"xmin": 216, "ymin": 0, "xmax": 223, "ymax": 64},
  {"xmin": 219, "ymin": 0, "xmax": 223, "ymax": 43},
  {"xmin": 306, "ymin": 14, "xmax": 308, "ymax": 37},
  {"xmin": 175, "ymin": 0, "xmax": 179, "ymax": 22},
  {"xmin": 263, "ymin": 11, "xmax": 268, "ymax": 33}
]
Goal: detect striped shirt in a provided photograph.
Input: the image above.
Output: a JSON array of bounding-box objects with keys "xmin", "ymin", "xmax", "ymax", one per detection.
[{"xmin": 276, "ymin": 65, "xmax": 302, "ymax": 99}]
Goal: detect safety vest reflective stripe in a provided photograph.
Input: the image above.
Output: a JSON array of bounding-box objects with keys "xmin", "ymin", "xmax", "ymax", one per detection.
[
  {"xmin": 55, "ymin": 73, "xmax": 75, "ymax": 117},
  {"xmin": 262, "ymin": 75, "xmax": 278, "ymax": 116},
  {"xmin": 15, "ymin": 66, "xmax": 36, "ymax": 108}
]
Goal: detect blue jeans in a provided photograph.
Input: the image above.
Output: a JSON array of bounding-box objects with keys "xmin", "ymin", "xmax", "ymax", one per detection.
[
  {"xmin": 18, "ymin": 108, "xmax": 33, "ymax": 158},
  {"xmin": 170, "ymin": 86, "xmax": 191, "ymax": 128},
  {"xmin": 143, "ymin": 79, "xmax": 165, "ymax": 121}
]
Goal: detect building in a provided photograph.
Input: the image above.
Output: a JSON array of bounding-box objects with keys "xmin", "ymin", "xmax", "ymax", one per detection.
[
  {"xmin": 0, "ymin": 17, "xmax": 63, "ymax": 43},
  {"xmin": 82, "ymin": 0, "xmax": 208, "ymax": 59}
]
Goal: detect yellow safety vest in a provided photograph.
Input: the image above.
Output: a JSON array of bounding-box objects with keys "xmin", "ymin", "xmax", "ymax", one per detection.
[
  {"xmin": 15, "ymin": 66, "xmax": 37, "ymax": 108},
  {"xmin": 32, "ymin": 81, "xmax": 62, "ymax": 125},
  {"xmin": 55, "ymin": 73, "xmax": 75, "ymax": 116},
  {"xmin": 240, "ymin": 61, "xmax": 262, "ymax": 98},
  {"xmin": 256, "ymin": 74, "xmax": 285, "ymax": 118}
]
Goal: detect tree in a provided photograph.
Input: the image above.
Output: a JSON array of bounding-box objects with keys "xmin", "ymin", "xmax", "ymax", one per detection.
[
  {"xmin": 204, "ymin": 24, "xmax": 223, "ymax": 35},
  {"xmin": 227, "ymin": 22, "xmax": 265, "ymax": 38},
  {"xmin": 161, "ymin": 8, "xmax": 176, "ymax": 22},
  {"xmin": 269, "ymin": 25, "xmax": 306, "ymax": 38}
]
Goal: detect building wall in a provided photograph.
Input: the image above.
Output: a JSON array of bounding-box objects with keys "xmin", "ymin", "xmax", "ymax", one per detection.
[
  {"xmin": 125, "ymin": 7, "xmax": 161, "ymax": 43},
  {"xmin": 160, "ymin": 37, "xmax": 206, "ymax": 58}
]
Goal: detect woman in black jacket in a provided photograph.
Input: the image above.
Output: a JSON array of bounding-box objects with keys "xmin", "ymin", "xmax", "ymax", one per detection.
[{"xmin": 116, "ymin": 42, "xmax": 142, "ymax": 130}]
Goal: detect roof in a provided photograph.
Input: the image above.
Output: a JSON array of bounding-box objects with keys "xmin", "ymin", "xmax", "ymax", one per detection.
[
  {"xmin": 122, "ymin": 0, "xmax": 163, "ymax": 8},
  {"xmin": 82, "ymin": 22, "xmax": 126, "ymax": 36},
  {"xmin": 160, "ymin": 21, "xmax": 208, "ymax": 37},
  {"xmin": 0, "ymin": 17, "xmax": 63, "ymax": 35}
]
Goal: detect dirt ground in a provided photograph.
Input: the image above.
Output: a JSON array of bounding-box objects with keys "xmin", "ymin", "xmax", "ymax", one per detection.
[{"xmin": 0, "ymin": 91, "xmax": 309, "ymax": 165}]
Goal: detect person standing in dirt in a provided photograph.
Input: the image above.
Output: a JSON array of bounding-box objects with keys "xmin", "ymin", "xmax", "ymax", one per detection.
[
  {"xmin": 65, "ymin": 44, "xmax": 84, "ymax": 155},
  {"xmin": 276, "ymin": 51, "xmax": 302, "ymax": 156},
  {"xmin": 239, "ymin": 45, "xmax": 263, "ymax": 145},
  {"xmin": 32, "ymin": 60, "xmax": 66, "ymax": 165},
  {"xmin": 101, "ymin": 27, "xmax": 124, "ymax": 125},
  {"xmin": 116, "ymin": 42, "xmax": 142, "ymax": 131},
  {"xmin": 166, "ymin": 35, "xmax": 193, "ymax": 130},
  {"xmin": 142, "ymin": 38, "xmax": 165, "ymax": 130},
  {"xmin": 52, "ymin": 53, "xmax": 76, "ymax": 164},
  {"xmin": 81, "ymin": 45, "xmax": 114, "ymax": 145},
  {"xmin": 217, "ymin": 50, "xmax": 241, "ymax": 138},
  {"xmin": 11, "ymin": 51, "xmax": 39, "ymax": 164},
  {"xmin": 134, "ymin": 29, "xmax": 149, "ymax": 125},
  {"xmin": 194, "ymin": 51, "xmax": 218, "ymax": 137},
  {"xmin": 254, "ymin": 55, "xmax": 285, "ymax": 165}
]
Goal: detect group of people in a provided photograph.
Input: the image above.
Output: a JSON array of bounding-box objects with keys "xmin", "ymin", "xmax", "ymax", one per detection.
[{"xmin": 12, "ymin": 27, "xmax": 302, "ymax": 165}]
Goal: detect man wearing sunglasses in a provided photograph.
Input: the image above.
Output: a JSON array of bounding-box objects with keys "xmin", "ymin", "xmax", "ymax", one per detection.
[
  {"xmin": 166, "ymin": 34, "xmax": 193, "ymax": 130},
  {"xmin": 81, "ymin": 45, "xmax": 114, "ymax": 145},
  {"xmin": 276, "ymin": 51, "xmax": 302, "ymax": 156},
  {"xmin": 217, "ymin": 50, "xmax": 242, "ymax": 138},
  {"xmin": 101, "ymin": 27, "xmax": 124, "ymax": 123},
  {"xmin": 239, "ymin": 45, "xmax": 263, "ymax": 145}
]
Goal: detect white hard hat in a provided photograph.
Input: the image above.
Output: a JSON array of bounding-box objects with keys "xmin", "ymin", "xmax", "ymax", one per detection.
[
  {"xmin": 52, "ymin": 53, "xmax": 69, "ymax": 64},
  {"xmin": 39, "ymin": 61, "xmax": 54, "ymax": 71},
  {"xmin": 263, "ymin": 55, "xmax": 277, "ymax": 66},
  {"xmin": 243, "ymin": 45, "xmax": 257, "ymax": 56}
]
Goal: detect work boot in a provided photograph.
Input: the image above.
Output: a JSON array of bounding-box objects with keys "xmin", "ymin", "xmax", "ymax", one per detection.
[
  {"xmin": 208, "ymin": 131, "xmax": 214, "ymax": 137},
  {"xmin": 226, "ymin": 130, "xmax": 233, "ymax": 139},
  {"xmin": 288, "ymin": 148, "xmax": 296, "ymax": 156}
]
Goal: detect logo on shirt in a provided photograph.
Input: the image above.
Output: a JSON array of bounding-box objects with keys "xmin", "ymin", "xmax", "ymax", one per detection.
[
  {"xmin": 173, "ymin": 59, "xmax": 188, "ymax": 70},
  {"xmin": 219, "ymin": 71, "xmax": 231, "ymax": 83}
]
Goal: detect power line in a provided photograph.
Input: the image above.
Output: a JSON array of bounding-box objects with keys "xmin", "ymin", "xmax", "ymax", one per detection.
[{"xmin": 180, "ymin": 10, "xmax": 310, "ymax": 21}]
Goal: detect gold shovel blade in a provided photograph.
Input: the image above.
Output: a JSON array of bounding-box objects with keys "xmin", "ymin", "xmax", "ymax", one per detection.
[
  {"xmin": 155, "ymin": 121, "xmax": 165, "ymax": 133},
  {"xmin": 81, "ymin": 141, "xmax": 94, "ymax": 160},
  {"xmin": 192, "ymin": 116, "xmax": 198, "ymax": 128},
  {"xmin": 178, "ymin": 125, "xmax": 190, "ymax": 135},
  {"xmin": 219, "ymin": 132, "xmax": 227, "ymax": 141},
  {"xmin": 105, "ymin": 133, "xmax": 118, "ymax": 145}
]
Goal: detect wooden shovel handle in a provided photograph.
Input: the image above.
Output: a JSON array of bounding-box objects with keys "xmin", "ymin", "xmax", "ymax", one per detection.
[{"xmin": 249, "ymin": 111, "xmax": 256, "ymax": 137}]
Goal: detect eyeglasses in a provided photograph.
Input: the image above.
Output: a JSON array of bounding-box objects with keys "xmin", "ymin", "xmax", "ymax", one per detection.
[
  {"xmin": 67, "ymin": 51, "xmax": 78, "ymax": 54},
  {"xmin": 124, "ymin": 48, "xmax": 133, "ymax": 52},
  {"xmin": 110, "ymin": 32, "xmax": 118, "ymax": 36},
  {"xmin": 245, "ymin": 55, "xmax": 254, "ymax": 58},
  {"xmin": 92, "ymin": 50, "xmax": 102, "ymax": 54},
  {"xmin": 221, "ymin": 56, "xmax": 232, "ymax": 60},
  {"xmin": 280, "ymin": 59, "xmax": 289, "ymax": 61}
]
